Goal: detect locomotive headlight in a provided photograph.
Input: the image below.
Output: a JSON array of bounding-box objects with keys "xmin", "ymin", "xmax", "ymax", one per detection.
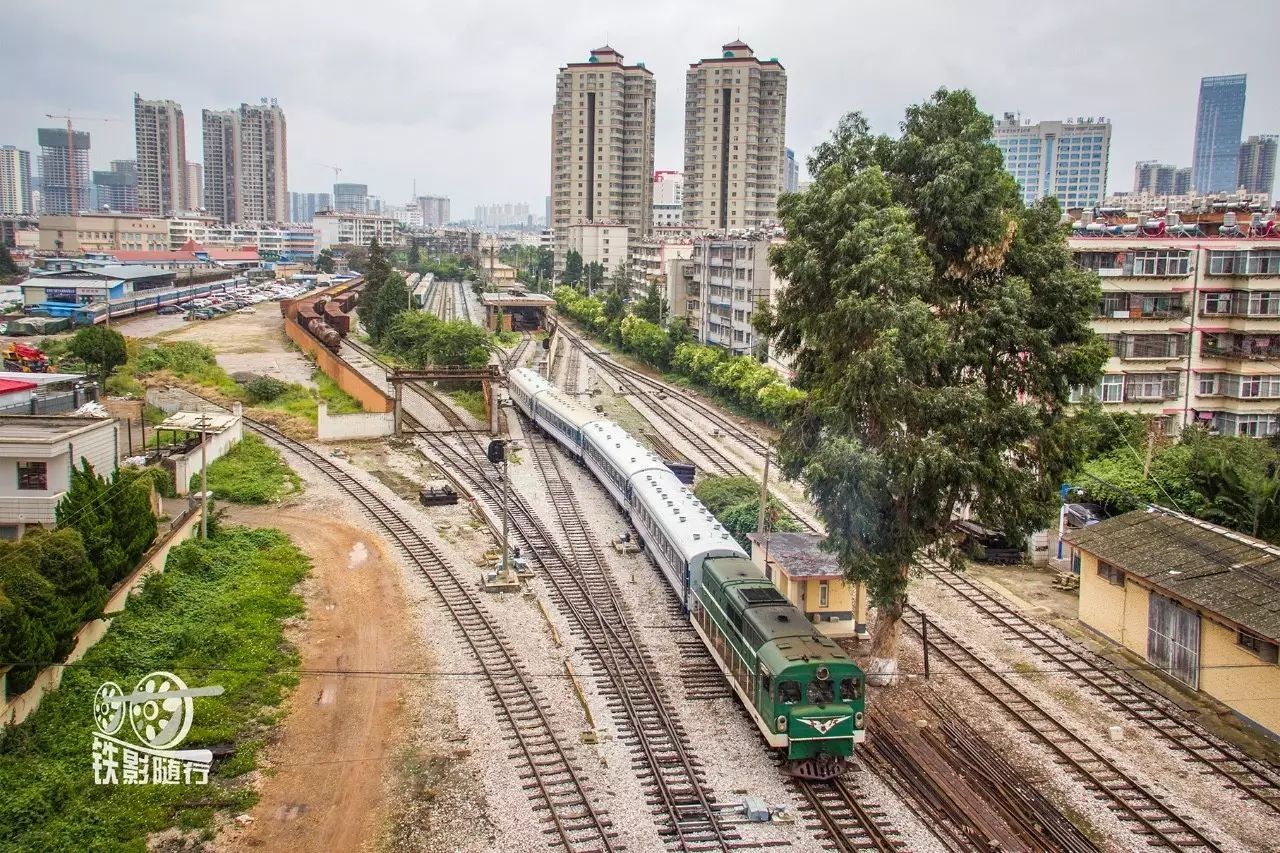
[
  {"xmin": 854, "ymin": 712, "xmax": 865, "ymax": 728},
  {"xmin": 815, "ymin": 666, "xmax": 830, "ymax": 681},
  {"xmin": 776, "ymin": 715, "xmax": 788, "ymax": 732}
]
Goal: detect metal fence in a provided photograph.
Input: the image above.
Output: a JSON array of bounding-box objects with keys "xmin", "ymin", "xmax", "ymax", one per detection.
[{"xmin": 0, "ymin": 385, "xmax": 100, "ymax": 416}]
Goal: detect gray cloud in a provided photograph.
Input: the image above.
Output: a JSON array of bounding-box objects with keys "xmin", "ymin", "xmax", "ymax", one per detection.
[{"xmin": 4, "ymin": 0, "xmax": 1277, "ymax": 214}]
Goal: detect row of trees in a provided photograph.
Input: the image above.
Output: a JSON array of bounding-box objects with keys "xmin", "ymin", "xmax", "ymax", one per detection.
[
  {"xmin": 0, "ymin": 464, "xmax": 157, "ymax": 694},
  {"xmin": 693, "ymin": 476, "xmax": 800, "ymax": 547},
  {"xmin": 554, "ymin": 285, "xmax": 803, "ymax": 425}
]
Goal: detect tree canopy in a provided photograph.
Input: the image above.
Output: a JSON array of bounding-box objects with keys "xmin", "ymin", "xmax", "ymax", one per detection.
[
  {"xmin": 762, "ymin": 89, "xmax": 1108, "ymax": 680},
  {"xmin": 0, "ymin": 243, "xmax": 19, "ymax": 276},
  {"xmin": 315, "ymin": 248, "xmax": 335, "ymax": 274},
  {"xmin": 562, "ymin": 250, "xmax": 583, "ymax": 286},
  {"xmin": 68, "ymin": 326, "xmax": 127, "ymax": 381}
]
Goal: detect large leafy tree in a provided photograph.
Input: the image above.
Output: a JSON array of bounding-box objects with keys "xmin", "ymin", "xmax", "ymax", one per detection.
[
  {"xmin": 315, "ymin": 248, "xmax": 336, "ymax": 274},
  {"xmin": 367, "ymin": 272, "xmax": 410, "ymax": 343},
  {"xmin": 763, "ymin": 90, "xmax": 1107, "ymax": 681},
  {"xmin": 68, "ymin": 326, "xmax": 127, "ymax": 381},
  {"xmin": 634, "ymin": 282, "xmax": 663, "ymax": 324},
  {"xmin": 356, "ymin": 238, "xmax": 393, "ymax": 330},
  {"xmin": 0, "ymin": 242, "xmax": 19, "ymax": 276}
]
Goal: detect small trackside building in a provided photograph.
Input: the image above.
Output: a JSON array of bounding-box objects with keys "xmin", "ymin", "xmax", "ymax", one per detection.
[
  {"xmin": 0, "ymin": 415, "xmax": 119, "ymax": 539},
  {"xmin": 748, "ymin": 532, "xmax": 869, "ymax": 639},
  {"xmin": 1064, "ymin": 509, "xmax": 1280, "ymax": 739}
]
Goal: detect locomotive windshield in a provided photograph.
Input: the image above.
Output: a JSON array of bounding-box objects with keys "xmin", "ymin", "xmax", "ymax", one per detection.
[
  {"xmin": 840, "ymin": 677, "xmax": 864, "ymax": 701},
  {"xmin": 809, "ymin": 680, "xmax": 834, "ymax": 704},
  {"xmin": 778, "ymin": 681, "xmax": 801, "ymax": 704}
]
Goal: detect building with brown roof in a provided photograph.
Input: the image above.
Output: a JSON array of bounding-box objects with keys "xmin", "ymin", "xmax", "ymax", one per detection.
[
  {"xmin": 747, "ymin": 532, "xmax": 868, "ymax": 638},
  {"xmin": 1064, "ymin": 509, "xmax": 1280, "ymax": 738}
]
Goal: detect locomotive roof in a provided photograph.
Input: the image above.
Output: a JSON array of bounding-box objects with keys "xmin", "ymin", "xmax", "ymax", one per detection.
[
  {"xmin": 631, "ymin": 468, "xmax": 745, "ymax": 561},
  {"xmin": 583, "ymin": 420, "xmax": 668, "ymax": 481}
]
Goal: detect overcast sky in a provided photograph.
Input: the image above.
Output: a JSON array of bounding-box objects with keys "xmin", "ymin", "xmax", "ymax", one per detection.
[{"xmin": 4, "ymin": 0, "xmax": 1278, "ymax": 215}]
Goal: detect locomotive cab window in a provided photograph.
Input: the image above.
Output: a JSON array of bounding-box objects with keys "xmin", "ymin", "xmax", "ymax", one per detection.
[
  {"xmin": 760, "ymin": 671, "xmax": 772, "ymax": 695},
  {"xmin": 839, "ymin": 677, "xmax": 863, "ymax": 701},
  {"xmin": 778, "ymin": 680, "xmax": 800, "ymax": 704},
  {"xmin": 809, "ymin": 679, "xmax": 834, "ymax": 705}
]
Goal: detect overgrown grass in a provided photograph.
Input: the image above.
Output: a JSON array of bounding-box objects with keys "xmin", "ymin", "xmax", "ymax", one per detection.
[
  {"xmin": 493, "ymin": 329, "xmax": 520, "ymax": 347},
  {"xmin": 0, "ymin": 526, "xmax": 309, "ymax": 851},
  {"xmin": 313, "ymin": 369, "xmax": 363, "ymax": 415},
  {"xmin": 449, "ymin": 389, "xmax": 487, "ymax": 420},
  {"xmin": 198, "ymin": 434, "xmax": 302, "ymax": 504}
]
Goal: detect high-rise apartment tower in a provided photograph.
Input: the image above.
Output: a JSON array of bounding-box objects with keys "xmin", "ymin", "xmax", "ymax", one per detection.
[
  {"xmin": 550, "ymin": 46, "xmax": 655, "ymax": 263},
  {"xmin": 133, "ymin": 94, "xmax": 187, "ymax": 215},
  {"xmin": 1192, "ymin": 74, "xmax": 1247, "ymax": 193},
  {"xmin": 0, "ymin": 146, "xmax": 33, "ymax": 215},
  {"xmin": 682, "ymin": 41, "xmax": 787, "ymax": 230},
  {"xmin": 201, "ymin": 100, "xmax": 288, "ymax": 223}
]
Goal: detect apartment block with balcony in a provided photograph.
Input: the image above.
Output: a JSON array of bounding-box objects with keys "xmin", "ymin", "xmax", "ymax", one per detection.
[
  {"xmin": 1072, "ymin": 224, "xmax": 1280, "ymax": 436},
  {"xmin": 313, "ymin": 211, "xmax": 397, "ymax": 250},
  {"xmin": 686, "ymin": 236, "xmax": 783, "ymax": 357},
  {"xmin": 629, "ymin": 238, "xmax": 694, "ymax": 304}
]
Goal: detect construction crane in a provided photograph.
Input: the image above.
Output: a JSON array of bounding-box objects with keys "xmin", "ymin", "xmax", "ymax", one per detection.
[
  {"xmin": 45, "ymin": 111, "xmax": 116, "ymax": 214},
  {"xmin": 320, "ymin": 164, "xmax": 343, "ymax": 182}
]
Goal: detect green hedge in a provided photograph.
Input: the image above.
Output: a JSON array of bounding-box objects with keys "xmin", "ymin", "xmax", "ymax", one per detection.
[{"xmin": 197, "ymin": 434, "xmax": 301, "ymax": 504}]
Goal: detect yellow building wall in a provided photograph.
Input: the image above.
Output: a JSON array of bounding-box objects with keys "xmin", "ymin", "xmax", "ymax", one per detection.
[
  {"xmin": 1199, "ymin": 616, "xmax": 1280, "ymax": 736},
  {"xmin": 1076, "ymin": 546, "xmax": 1279, "ymax": 737},
  {"xmin": 796, "ymin": 575, "xmax": 854, "ymax": 617}
]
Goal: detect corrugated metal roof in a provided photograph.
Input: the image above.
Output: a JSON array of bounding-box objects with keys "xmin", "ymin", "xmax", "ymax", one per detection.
[
  {"xmin": 1064, "ymin": 509, "xmax": 1280, "ymax": 642},
  {"xmin": 155, "ymin": 411, "xmax": 238, "ymax": 434}
]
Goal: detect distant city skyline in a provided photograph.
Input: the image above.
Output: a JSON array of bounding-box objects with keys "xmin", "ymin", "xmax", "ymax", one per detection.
[{"xmin": 2, "ymin": 3, "xmax": 1277, "ymax": 213}]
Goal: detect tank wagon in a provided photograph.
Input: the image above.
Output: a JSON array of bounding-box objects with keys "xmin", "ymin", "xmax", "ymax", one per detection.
[{"xmin": 507, "ymin": 367, "xmax": 865, "ymax": 779}]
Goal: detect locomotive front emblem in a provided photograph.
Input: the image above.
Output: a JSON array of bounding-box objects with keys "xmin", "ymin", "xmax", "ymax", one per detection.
[
  {"xmin": 91, "ymin": 671, "xmax": 224, "ymax": 785},
  {"xmin": 797, "ymin": 715, "xmax": 850, "ymax": 735}
]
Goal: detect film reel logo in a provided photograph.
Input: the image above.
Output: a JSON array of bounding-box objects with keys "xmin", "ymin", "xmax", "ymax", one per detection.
[{"xmin": 91, "ymin": 671, "xmax": 224, "ymax": 785}]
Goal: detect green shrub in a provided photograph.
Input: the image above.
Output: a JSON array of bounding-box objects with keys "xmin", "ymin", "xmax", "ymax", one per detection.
[
  {"xmin": 244, "ymin": 376, "xmax": 290, "ymax": 403},
  {"xmin": 0, "ymin": 526, "xmax": 309, "ymax": 849},
  {"xmin": 693, "ymin": 475, "xmax": 800, "ymax": 547},
  {"xmin": 197, "ymin": 435, "xmax": 301, "ymax": 504}
]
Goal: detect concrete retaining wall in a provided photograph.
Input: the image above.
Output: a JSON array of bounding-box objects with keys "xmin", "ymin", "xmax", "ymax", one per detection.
[
  {"xmin": 283, "ymin": 318, "xmax": 393, "ymax": 413},
  {"xmin": 1, "ymin": 505, "xmax": 203, "ymax": 727},
  {"xmin": 317, "ymin": 401, "xmax": 394, "ymax": 441}
]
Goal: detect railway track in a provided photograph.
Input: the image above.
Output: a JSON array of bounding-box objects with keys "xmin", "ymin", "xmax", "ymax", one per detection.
[
  {"xmin": 562, "ymin": 336, "xmax": 582, "ymax": 394},
  {"xmin": 457, "ymin": 279, "xmax": 475, "ymax": 324},
  {"xmin": 922, "ymin": 562, "xmax": 1280, "ymax": 816},
  {"xmin": 900, "ymin": 605, "xmax": 1224, "ymax": 851},
  {"xmin": 503, "ymin": 333, "xmax": 533, "ymax": 372},
  {"xmin": 241, "ymin": 416, "xmax": 619, "ymax": 853},
  {"xmin": 410, "ymin": 417, "xmax": 751, "ymax": 851},
  {"xmin": 793, "ymin": 776, "xmax": 900, "ymax": 853},
  {"xmin": 556, "ymin": 326, "xmax": 819, "ymax": 533}
]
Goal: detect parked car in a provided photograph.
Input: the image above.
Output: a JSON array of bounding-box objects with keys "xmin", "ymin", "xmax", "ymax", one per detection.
[{"xmin": 157, "ymin": 305, "xmax": 183, "ymax": 315}]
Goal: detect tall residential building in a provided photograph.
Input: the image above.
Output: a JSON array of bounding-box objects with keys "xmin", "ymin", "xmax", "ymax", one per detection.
[
  {"xmin": 92, "ymin": 160, "xmax": 138, "ymax": 212},
  {"xmin": 0, "ymin": 146, "xmax": 33, "ymax": 215},
  {"xmin": 37, "ymin": 128, "xmax": 91, "ymax": 215},
  {"xmin": 415, "ymin": 195, "xmax": 450, "ymax": 227},
  {"xmin": 550, "ymin": 46, "xmax": 656, "ymax": 262},
  {"xmin": 1237, "ymin": 135, "xmax": 1277, "ymax": 197},
  {"xmin": 992, "ymin": 113, "xmax": 1111, "ymax": 210},
  {"xmin": 784, "ymin": 148, "xmax": 799, "ymax": 194},
  {"xmin": 684, "ymin": 235, "xmax": 785, "ymax": 357},
  {"xmin": 653, "ymin": 170, "xmax": 684, "ymax": 226},
  {"xmin": 333, "ymin": 182, "xmax": 368, "ymax": 213},
  {"xmin": 185, "ymin": 162, "xmax": 203, "ymax": 210},
  {"xmin": 1192, "ymin": 74, "xmax": 1247, "ymax": 193},
  {"xmin": 201, "ymin": 100, "xmax": 289, "ymax": 223},
  {"xmin": 1133, "ymin": 161, "xmax": 1192, "ymax": 196},
  {"xmin": 133, "ymin": 94, "xmax": 187, "ymax": 215},
  {"xmin": 682, "ymin": 41, "xmax": 787, "ymax": 231},
  {"xmin": 289, "ymin": 191, "xmax": 332, "ymax": 223}
]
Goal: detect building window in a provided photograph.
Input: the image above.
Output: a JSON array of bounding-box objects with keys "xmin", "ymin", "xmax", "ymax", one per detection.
[
  {"xmin": 1248, "ymin": 249, "xmax": 1280, "ymax": 276},
  {"xmin": 1237, "ymin": 630, "xmax": 1279, "ymax": 664},
  {"xmin": 818, "ymin": 581, "xmax": 829, "ymax": 608},
  {"xmin": 0, "ymin": 525, "xmax": 18, "ymax": 541},
  {"xmin": 1209, "ymin": 251, "xmax": 1249, "ymax": 275},
  {"xmin": 1202, "ymin": 292, "xmax": 1234, "ymax": 314},
  {"xmin": 1097, "ymin": 560, "xmax": 1125, "ymax": 586},
  {"xmin": 1100, "ymin": 374, "xmax": 1123, "ymax": 402},
  {"xmin": 1133, "ymin": 250, "xmax": 1190, "ymax": 277},
  {"xmin": 17, "ymin": 461, "xmax": 47, "ymax": 491}
]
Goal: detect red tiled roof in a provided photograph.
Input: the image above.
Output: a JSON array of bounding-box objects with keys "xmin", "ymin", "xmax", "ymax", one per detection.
[{"xmin": 0, "ymin": 379, "xmax": 39, "ymax": 395}]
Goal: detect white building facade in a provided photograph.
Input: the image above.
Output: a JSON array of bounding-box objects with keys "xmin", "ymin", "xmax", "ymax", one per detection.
[
  {"xmin": 0, "ymin": 416, "xmax": 118, "ymax": 539},
  {"xmin": 684, "ymin": 235, "xmax": 784, "ymax": 357},
  {"xmin": 566, "ymin": 222, "xmax": 628, "ymax": 282},
  {"xmin": 652, "ymin": 170, "xmax": 684, "ymax": 227},
  {"xmin": 313, "ymin": 212, "xmax": 397, "ymax": 250},
  {"xmin": 993, "ymin": 113, "xmax": 1111, "ymax": 210}
]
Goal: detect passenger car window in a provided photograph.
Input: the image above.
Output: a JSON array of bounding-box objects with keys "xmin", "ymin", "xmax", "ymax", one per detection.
[
  {"xmin": 809, "ymin": 679, "xmax": 834, "ymax": 704},
  {"xmin": 778, "ymin": 681, "xmax": 800, "ymax": 704},
  {"xmin": 839, "ymin": 677, "xmax": 863, "ymax": 701}
]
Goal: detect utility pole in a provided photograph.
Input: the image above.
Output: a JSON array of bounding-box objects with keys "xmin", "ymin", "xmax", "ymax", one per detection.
[{"xmin": 755, "ymin": 448, "xmax": 772, "ymax": 581}]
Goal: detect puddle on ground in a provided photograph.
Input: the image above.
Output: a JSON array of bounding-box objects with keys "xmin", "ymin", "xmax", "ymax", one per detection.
[{"xmin": 348, "ymin": 541, "xmax": 368, "ymax": 568}]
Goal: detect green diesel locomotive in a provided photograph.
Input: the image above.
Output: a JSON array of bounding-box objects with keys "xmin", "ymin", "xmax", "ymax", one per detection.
[{"xmin": 693, "ymin": 556, "xmax": 866, "ymax": 780}]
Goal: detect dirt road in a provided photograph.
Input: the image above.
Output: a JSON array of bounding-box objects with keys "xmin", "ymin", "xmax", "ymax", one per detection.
[{"xmin": 216, "ymin": 502, "xmax": 420, "ymax": 853}]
